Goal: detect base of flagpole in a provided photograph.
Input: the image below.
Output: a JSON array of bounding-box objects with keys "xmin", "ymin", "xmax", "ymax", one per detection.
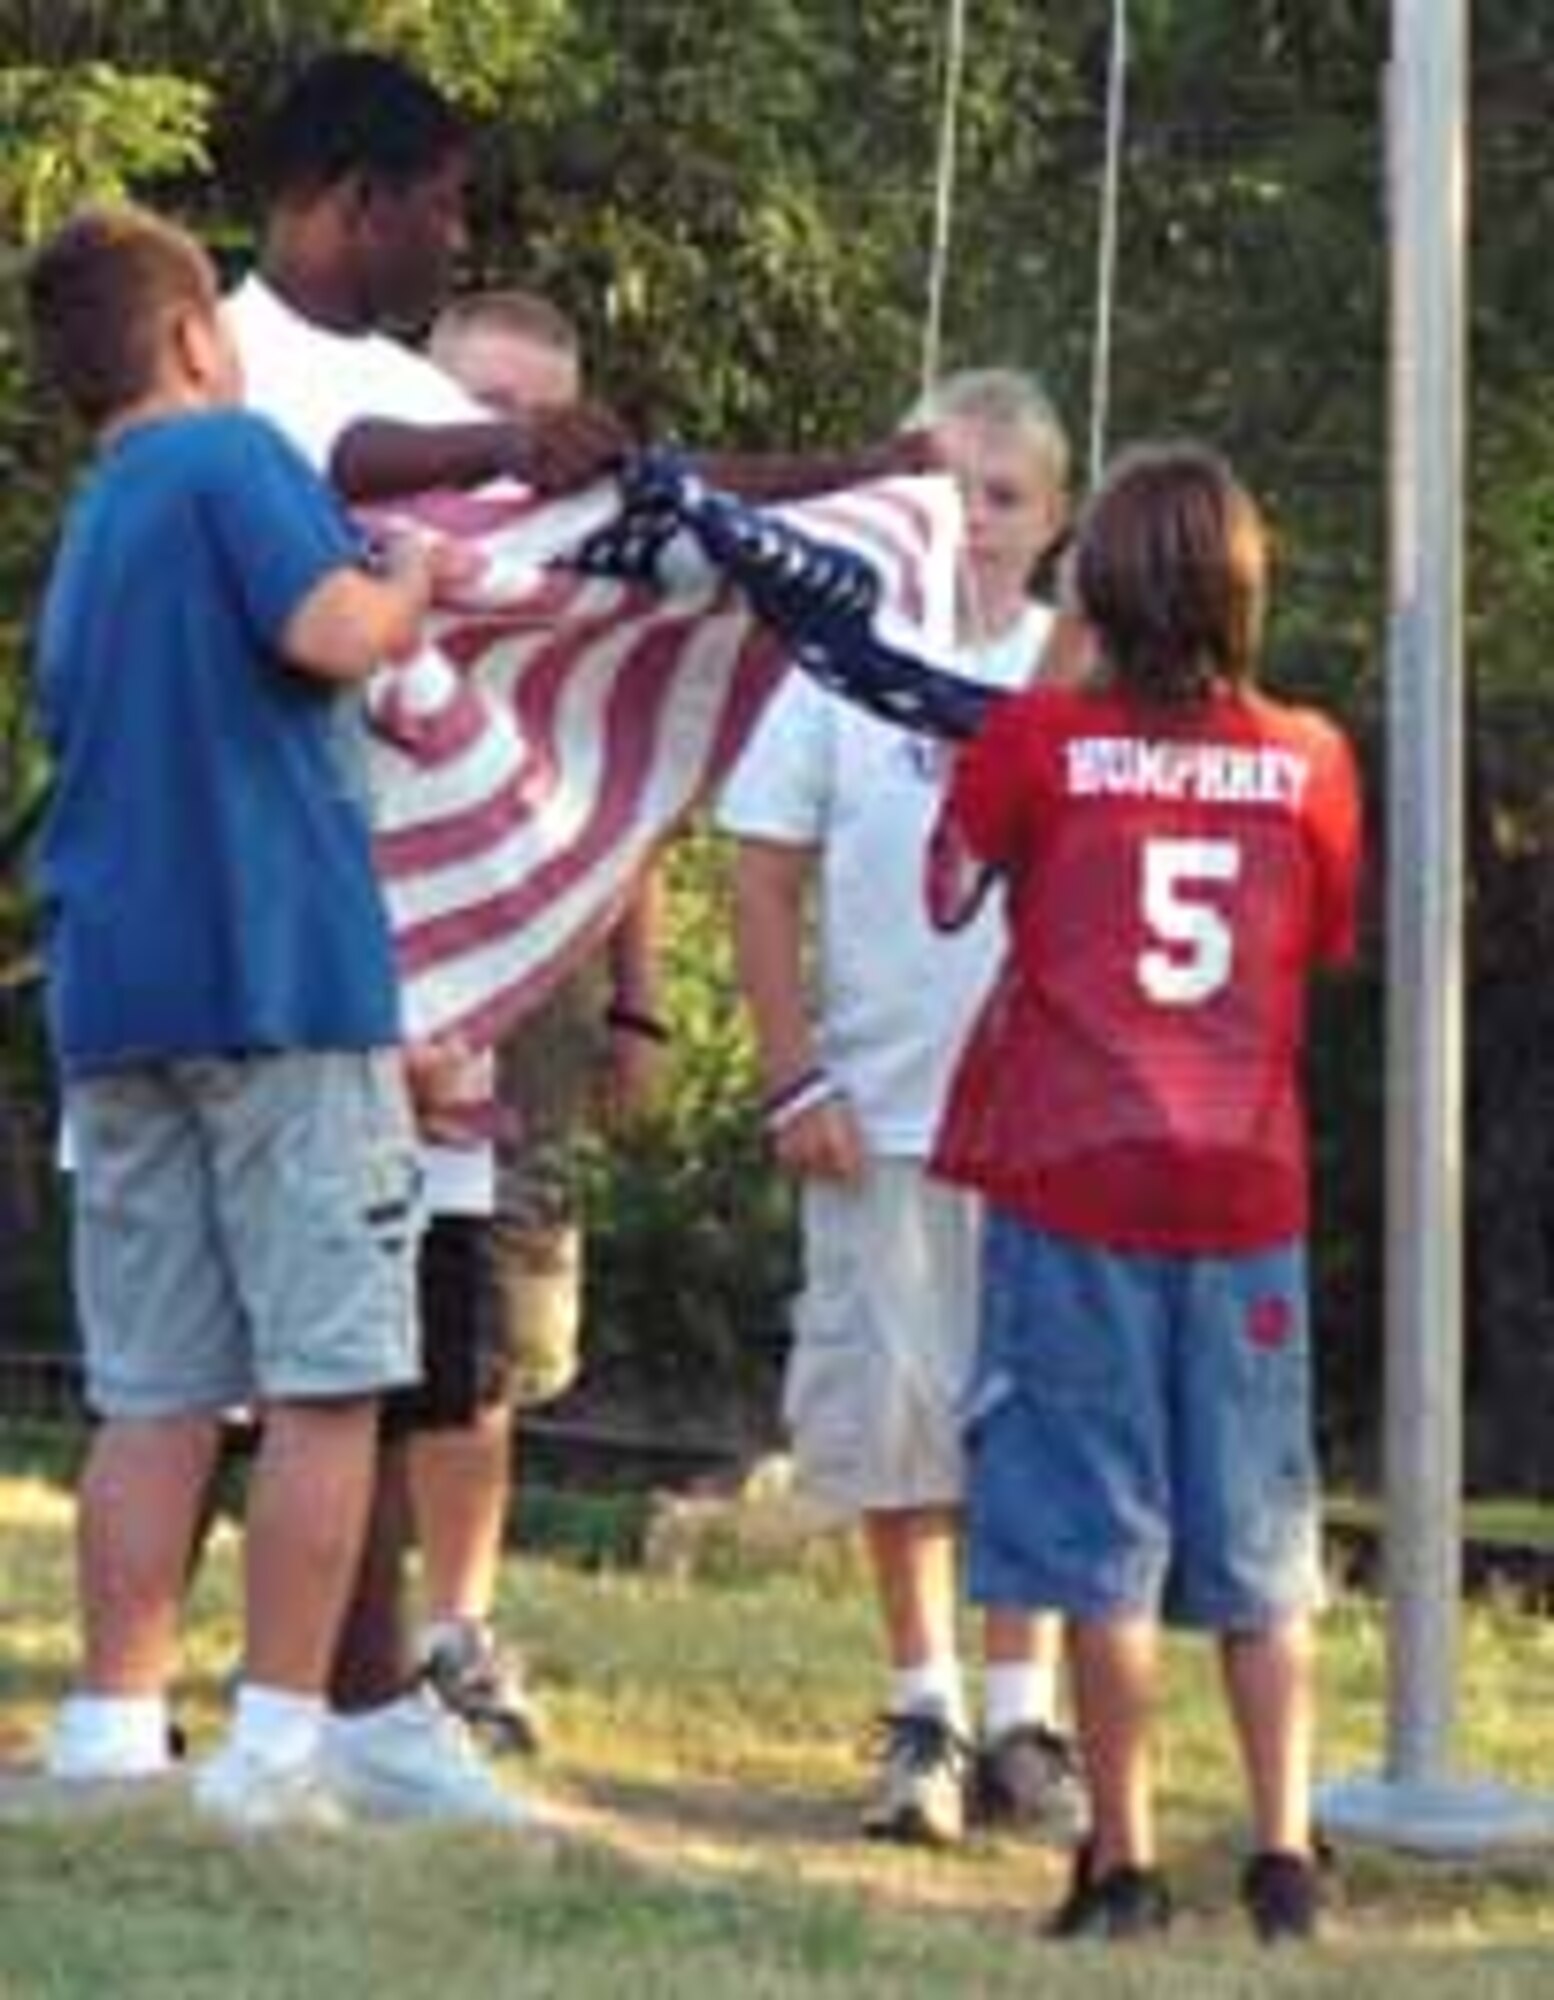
[{"xmin": 1316, "ymin": 1773, "xmax": 1554, "ymax": 1857}]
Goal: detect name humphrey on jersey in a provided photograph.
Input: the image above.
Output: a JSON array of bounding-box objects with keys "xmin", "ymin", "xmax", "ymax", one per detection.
[{"xmin": 1064, "ymin": 735, "xmax": 1311, "ymax": 810}]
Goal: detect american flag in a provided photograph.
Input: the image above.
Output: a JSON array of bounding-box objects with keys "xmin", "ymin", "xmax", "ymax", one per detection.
[{"xmin": 365, "ymin": 454, "xmax": 971, "ymax": 1049}]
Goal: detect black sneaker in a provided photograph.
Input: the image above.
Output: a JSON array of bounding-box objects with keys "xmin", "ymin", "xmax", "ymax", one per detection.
[
  {"xmin": 859, "ymin": 1709, "xmax": 974, "ymax": 1847},
  {"xmin": 1044, "ymin": 1843, "xmax": 1173, "ymax": 1941},
  {"xmin": 972, "ymin": 1723, "xmax": 1089, "ymax": 1843},
  {"xmin": 417, "ymin": 1622, "xmax": 542, "ymax": 1757},
  {"xmin": 1242, "ymin": 1848, "xmax": 1322, "ymax": 1944}
]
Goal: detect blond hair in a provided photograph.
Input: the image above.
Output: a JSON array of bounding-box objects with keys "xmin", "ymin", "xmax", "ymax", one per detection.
[
  {"xmin": 910, "ymin": 367, "xmax": 1070, "ymax": 500},
  {"xmin": 430, "ymin": 288, "xmax": 580, "ymax": 362}
]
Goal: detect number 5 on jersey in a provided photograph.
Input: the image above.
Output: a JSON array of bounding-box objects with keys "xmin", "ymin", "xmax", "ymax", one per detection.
[{"xmin": 1138, "ymin": 838, "xmax": 1241, "ymax": 1007}]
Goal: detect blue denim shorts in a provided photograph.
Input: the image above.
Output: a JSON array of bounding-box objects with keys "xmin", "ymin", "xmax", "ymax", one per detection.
[
  {"xmin": 68, "ymin": 1051, "xmax": 423, "ymax": 1418},
  {"xmin": 964, "ymin": 1211, "xmax": 1323, "ymax": 1632}
]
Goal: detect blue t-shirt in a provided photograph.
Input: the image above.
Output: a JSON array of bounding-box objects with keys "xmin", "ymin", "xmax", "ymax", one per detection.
[{"xmin": 35, "ymin": 408, "xmax": 400, "ymax": 1073}]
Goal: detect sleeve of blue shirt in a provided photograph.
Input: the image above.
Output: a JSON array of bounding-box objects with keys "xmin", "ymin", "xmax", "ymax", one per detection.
[{"xmin": 202, "ymin": 411, "xmax": 367, "ymax": 650}]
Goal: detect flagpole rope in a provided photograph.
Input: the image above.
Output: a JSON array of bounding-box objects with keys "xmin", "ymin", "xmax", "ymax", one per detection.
[
  {"xmin": 1089, "ymin": 0, "xmax": 1130, "ymax": 486},
  {"xmin": 920, "ymin": 0, "xmax": 969, "ymax": 397},
  {"xmin": 919, "ymin": 0, "xmax": 1129, "ymax": 487}
]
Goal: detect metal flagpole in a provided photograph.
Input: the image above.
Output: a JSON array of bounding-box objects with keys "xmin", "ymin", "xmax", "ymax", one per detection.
[{"xmin": 1316, "ymin": 0, "xmax": 1553, "ymax": 1856}]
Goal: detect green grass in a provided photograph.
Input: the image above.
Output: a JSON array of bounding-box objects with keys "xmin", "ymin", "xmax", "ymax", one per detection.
[
  {"xmin": 1, "ymin": 1452, "xmax": 1552, "ymax": 1997},
  {"xmin": 1327, "ymin": 1494, "xmax": 1554, "ymax": 1553}
]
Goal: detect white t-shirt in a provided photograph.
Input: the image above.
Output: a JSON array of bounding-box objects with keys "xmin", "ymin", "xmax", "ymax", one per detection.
[
  {"xmin": 225, "ymin": 273, "xmax": 482, "ymax": 472},
  {"xmin": 717, "ymin": 603, "xmax": 1051, "ymax": 1156},
  {"xmin": 226, "ymin": 273, "xmax": 494, "ymax": 1215}
]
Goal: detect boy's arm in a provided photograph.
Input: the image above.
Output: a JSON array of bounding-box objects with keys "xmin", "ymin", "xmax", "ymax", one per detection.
[
  {"xmin": 207, "ymin": 417, "xmax": 450, "ymax": 683},
  {"xmin": 925, "ymin": 766, "xmax": 1001, "ymax": 934},
  {"xmin": 946, "ymin": 692, "xmax": 1039, "ymax": 869},
  {"xmin": 732, "ymin": 837, "xmax": 864, "ymax": 1184},
  {"xmin": 330, "ymin": 402, "xmax": 632, "ymax": 504},
  {"xmin": 601, "ymin": 868, "xmax": 668, "ymax": 1124},
  {"xmin": 691, "ymin": 430, "xmax": 937, "ymax": 504},
  {"xmin": 332, "ymin": 414, "xmax": 928, "ymax": 509},
  {"xmin": 281, "ymin": 542, "xmax": 434, "ymax": 683}
]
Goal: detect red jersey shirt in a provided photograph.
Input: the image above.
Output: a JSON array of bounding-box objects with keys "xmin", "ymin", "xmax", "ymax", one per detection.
[{"xmin": 931, "ymin": 681, "xmax": 1363, "ymax": 1252}]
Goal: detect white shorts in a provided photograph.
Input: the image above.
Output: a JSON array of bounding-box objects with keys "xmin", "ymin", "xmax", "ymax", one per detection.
[{"xmin": 785, "ymin": 1162, "xmax": 982, "ymax": 1515}]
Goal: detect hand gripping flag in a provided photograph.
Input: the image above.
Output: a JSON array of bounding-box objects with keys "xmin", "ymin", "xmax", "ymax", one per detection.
[
  {"xmin": 616, "ymin": 451, "xmax": 999, "ymax": 743},
  {"xmin": 607, "ymin": 453, "xmax": 1015, "ymax": 940}
]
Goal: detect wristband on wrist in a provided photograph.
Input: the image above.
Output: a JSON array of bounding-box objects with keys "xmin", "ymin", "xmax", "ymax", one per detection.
[
  {"xmin": 761, "ymin": 1065, "xmax": 843, "ymax": 1135},
  {"xmin": 604, "ymin": 1000, "xmax": 671, "ymax": 1044}
]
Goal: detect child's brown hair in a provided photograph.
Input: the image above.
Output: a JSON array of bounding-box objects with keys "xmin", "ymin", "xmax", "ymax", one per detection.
[
  {"xmin": 26, "ymin": 203, "xmax": 218, "ymax": 429},
  {"xmin": 1075, "ymin": 442, "xmax": 1268, "ymax": 707}
]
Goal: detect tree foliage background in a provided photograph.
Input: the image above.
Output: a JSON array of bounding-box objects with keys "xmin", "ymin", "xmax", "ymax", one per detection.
[{"xmin": 0, "ymin": 2, "xmax": 1550, "ymax": 1486}]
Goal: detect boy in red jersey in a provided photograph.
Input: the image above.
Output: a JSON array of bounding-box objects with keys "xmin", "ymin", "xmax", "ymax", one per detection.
[{"xmin": 932, "ymin": 444, "xmax": 1362, "ymax": 1942}]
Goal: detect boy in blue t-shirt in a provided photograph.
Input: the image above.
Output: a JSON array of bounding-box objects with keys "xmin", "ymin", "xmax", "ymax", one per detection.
[{"xmin": 27, "ymin": 203, "xmax": 445, "ymax": 1829}]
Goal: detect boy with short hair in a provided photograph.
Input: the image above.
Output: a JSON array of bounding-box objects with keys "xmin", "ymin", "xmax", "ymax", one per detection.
[
  {"xmin": 935, "ymin": 443, "xmax": 1362, "ymax": 1940},
  {"xmin": 401, "ymin": 287, "xmax": 668, "ymax": 1749},
  {"xmin": 225, "ymin": 50, "xmax": 629, "ymax": 1819},
  {"xmin": 28, "ymin": 202, "xmax": 442, "ymax": 1829},
  {"xmin": 226, "ymin": 50, "xmax": 941, "ymax": 1814},
  {"xmin": 718, "ymin": 369, "xmax": 1084, "ymax": 1847}
]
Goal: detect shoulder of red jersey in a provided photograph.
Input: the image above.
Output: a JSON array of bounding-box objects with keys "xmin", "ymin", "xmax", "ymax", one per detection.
[{"xmin": 1238, "ymin": 687, "xmax": 1353, "ymax": 751}]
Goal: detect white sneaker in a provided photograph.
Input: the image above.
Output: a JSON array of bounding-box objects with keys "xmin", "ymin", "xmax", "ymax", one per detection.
[
  {"xmin": 46, "ymin": 1696, "xmax": 174, "ymax": 1784},
  {"xmin": 192, "ymin": 1741, "xmax": 346, "ymax": 1833},
  {"xmin": 859, "ymin": 1708, "xmax": 972, "ymax": 1847},
  {"xmin": 323, "ymin": 1688, "xmax": 537, "ymax": 1826}
]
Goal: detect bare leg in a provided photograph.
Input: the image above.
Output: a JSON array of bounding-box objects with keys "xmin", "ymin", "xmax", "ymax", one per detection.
[
  {"xmin": 1220, "ymin": 1616, "xmax": 1315, "ymax": 1855},
  {"xmin": 1069, "ymin": 1615, "xmax": 1159, "ymax": 1871},
  {"xmin": 406, "ymin": 1401, "xmax": 512, "ymax": 1624},
  {"xmin": 75, "ymin": 1414, "xmax": 222, "ymax": 1693},
  {"xmin": 327, "ymin": 1435, "xmax": 412, "ymax": 1711},
  {"xmin": 862, "ymin": 1506, "xmax": 960, "ymax": 1670},
  {"xmin": 983, "ymin": 1606, "xmax": 1062, "ymax": 1671},
  {"xmin": 245, "ymin": 1397, "xmax": 379, "ymax": 1695},
  {"xmin": 857, "ymin": 1504, "xmax": 969, "ymax": 1843}
]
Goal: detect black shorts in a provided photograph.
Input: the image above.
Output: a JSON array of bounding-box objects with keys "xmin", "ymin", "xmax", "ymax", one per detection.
[{"xmin": 382, "ymin": 1215, "xmax": 513, "ymax": 1438}]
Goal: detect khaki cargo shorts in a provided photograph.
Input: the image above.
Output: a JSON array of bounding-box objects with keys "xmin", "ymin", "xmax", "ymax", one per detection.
[
  {"xmin": 69, "ymin": 1049, "xmax": 421, "ymax": 1417},
  {"xmin": 785, "ymin": 1161, "xmax": 983, "ymax": 1516}
]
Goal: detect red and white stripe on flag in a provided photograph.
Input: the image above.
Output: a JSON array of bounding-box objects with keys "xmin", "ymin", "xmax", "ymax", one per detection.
[{"xmin": 362, "ymin": 474, "xmax": 960, "ymax": 1048}]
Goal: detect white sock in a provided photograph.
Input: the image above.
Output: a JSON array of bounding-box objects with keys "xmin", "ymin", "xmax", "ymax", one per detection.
[
  {"xmin": 229, "ymin": 1683, "xmax": 325, "ymax": 1768},
  {"xmin": 50, "ymin": 1691, "xmax": 169, "ymax": 1775},
  {"xmin": 982, "ymin": 1660, "xmax": 1059, "ymax": 1740},
  {"xmin": 890, "ymin": 1660, "xmax": 967, "ymax": 1731}
]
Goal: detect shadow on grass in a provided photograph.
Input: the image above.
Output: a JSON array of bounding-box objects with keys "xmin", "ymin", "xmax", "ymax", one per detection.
[
  {"xmin": 567, "ymin": 1768, "xmax": 863, "ymax": 1850},
  {"xmin": 1329, "ymin": 1846, "xmax": 1554, "ymax": 1935},
  {"xmin": 562, "ymin": 1762, "xmax": 1554, "ymax": 1956}
]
